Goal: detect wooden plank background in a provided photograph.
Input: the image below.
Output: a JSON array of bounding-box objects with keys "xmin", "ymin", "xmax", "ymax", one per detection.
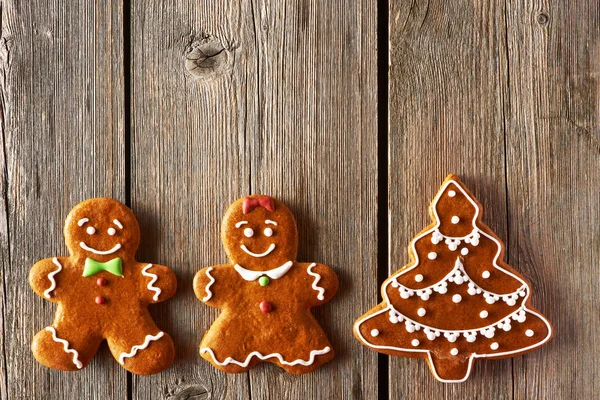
[{"xmin": 0, "ymin": 0, "xmax": 597, "ymax": 399}]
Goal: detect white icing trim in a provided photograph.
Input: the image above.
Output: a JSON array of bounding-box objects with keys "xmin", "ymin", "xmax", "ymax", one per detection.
[
  {"xmin": 202, "ymin": 267, "xmax": 215, "ymax": 302},
  {"xmin": 141, "ymin": 264, "xmax": 161, "ymax": 301},
  {"xmin": 391, "ymin": 257, "xmax": 527, "ymax": 304},
  {"xmin": 79, "ymin": 242, "xmax": 121, "ymax": 255},
  {"xmin": 45, "ymin": 327, "xmax": 82, "ymax": 369},
  {"xmin": 113, "ymin": 219, "xmax": 123, "ymax": 229},
  {"xmin": 307, "ymin": 263, "xmax": 325, "ymax": 301},
  {"xmin": 240, "ymin": 243, "xmax": 276, "ymax": 258},
  {"xmin": 77, "ymin": 218, "xmax": 89, "ymax": 227},
  {"xmin": 235, "ymin": 221, "xmax": 248, "ymax": 228},
  {"xmin": 44, "ymin": 258, "xmax": 62, "ymax": 299},
  {"xmin": 354, "ymin": 179, "xmax": 553, "ymax": 383},
  {"xmin": 234, "ymin": 261, "xmax": 293, "ymax": 281},
  {"xmin": 118, "ymin": 332, "xmax": 164, "ymax": 364},
  {"xmin": 265, "ymin": 220, "xmax": 278, "ymax": 226},
  {"xmin": 201, "ymin": 346, "xmax": 330, "ymax": 367}
]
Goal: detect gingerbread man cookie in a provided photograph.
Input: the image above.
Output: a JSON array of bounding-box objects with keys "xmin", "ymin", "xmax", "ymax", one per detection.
[
  {"xmin": 29, "ymin": 198, "xmax": 177, "ymax": 375},
  {"xmin": 354, "ymin": 175, "xmax": 552, "ymax": 382},
  {"xmin": 194, "ymin": 195, "xmax": 338, "ymax": 374}
]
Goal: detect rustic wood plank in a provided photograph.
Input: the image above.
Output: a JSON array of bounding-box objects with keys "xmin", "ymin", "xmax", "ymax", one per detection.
[
  {"xmin": 246, "ymin": 0, "xmax": 378, "ymax": 398},
  {"xmin": 130, "ymin": 0, "xmax": 377, "ymax": 398},
  {"xmin": 387, "ymin": 0, "xmax": 514, "ymax": 396},
  {"xmin": 0, "ymin": 0, "xmax": 126, "ymax": 398},
  {"xmin": 504, "ymin": 1, "xmax": 600, "ymax": 398},
  {"xmin": 129, "ymin": 1, "xmax": 252, "ymax": 398}
]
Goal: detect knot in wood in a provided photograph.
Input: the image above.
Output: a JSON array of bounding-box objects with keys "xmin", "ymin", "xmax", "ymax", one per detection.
[
  {"xmin": 184, "ymin": 36, "xmax": 231, "ymax": 80},
  {"xmin": 536, "ymin": 12, "xmax": 549, "ymax": 26}
]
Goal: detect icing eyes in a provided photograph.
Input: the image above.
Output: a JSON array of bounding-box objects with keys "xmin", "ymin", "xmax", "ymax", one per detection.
[
  {"xmin": 264, "ymin": 228, "xmax": 273, "ymax": 237},
  {"xmin": 86, "ymin": 226, "xmax": 96, "ymax": 235},
  {"xmin": 244, "ymin": 228, "xmax": 254, "ymax": 238},
  {"xmin": 108, "ymin": 227, "xmax": 116, "ymax": 236}
]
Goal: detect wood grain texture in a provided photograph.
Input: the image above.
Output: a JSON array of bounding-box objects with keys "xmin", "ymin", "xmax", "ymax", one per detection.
[
  {"xmin": 387, "ymin": 0, "xmax": 513, "ymax": 397},
  {"xmin": 130, "ymin": 0, "xmax": 377, "ymax": 399},
  {"xmin": 0, "ymin": 0, "xmax": 126, "ymax": 398},
  {"xmin": 504, "ymin": 1, "xmax": 600, "ymax": 399}
]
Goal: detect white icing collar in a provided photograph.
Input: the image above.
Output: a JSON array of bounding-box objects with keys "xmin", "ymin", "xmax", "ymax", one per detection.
[{"xmin": 234, "ymin": 261, "xmax": 293, "ymax": 281}]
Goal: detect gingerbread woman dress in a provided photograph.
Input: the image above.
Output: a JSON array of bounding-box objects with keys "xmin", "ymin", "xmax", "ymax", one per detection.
[
  {"xmin": 194, "ymin": 195, "xmax": 338, "ymax": 374},
  {"xmin": 29, "ymin": 198, "xmax": 177, "ymax": 375}
]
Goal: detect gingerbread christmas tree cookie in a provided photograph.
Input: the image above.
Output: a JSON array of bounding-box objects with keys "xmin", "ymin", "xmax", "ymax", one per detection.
[
  {"xmin": 194, "ymin": 195, "xmax": 338, "ymax": 374},
  {"xmin": 29, "ymin": 198, "xmax": 177, "ymax": 375},
  {"xmin": 354, "ymin": 175, "xmax": 552, "ymax": 382}
]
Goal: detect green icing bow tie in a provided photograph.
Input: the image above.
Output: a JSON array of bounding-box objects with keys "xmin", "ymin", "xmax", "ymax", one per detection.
[{"xmin": 82, "ymin": 257, "xmax": 123, "ymax": 277}]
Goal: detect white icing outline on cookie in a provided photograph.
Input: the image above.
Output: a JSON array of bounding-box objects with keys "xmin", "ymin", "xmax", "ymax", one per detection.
[
  {"xmin": 307, "ymin": 263, "xmax": 325, "ymax": 301},
  {"xmin": 240, "ymin": 243, "xmax": 276, "ymax": 258},
  {"xmin": 79, "ymin": 242, "xmax": 122, "ymax": 255},
  {"xmin": 118, "ymin": 332, "xmax": 164, "ymax": 364},
  {"xmin": 44, "ymin": 257, "xmax": 62, "ymax": 299},
  {"xmin": 234, "ymin": 261, "xmax": 293, "ymax": 281},
  {"xmin": 353, "ymin": 179, "xmax": 553, "ymax": 383},
  {"xmin": 46, "ymin": 326, "xmax": 83, "ymax": 369},
  {"xmin": 201, "ymin": 346, "xmax": 330, "ymax": 367},
  {"xmin": 141, "ymin": 264, "xmax": 161, "ymax": 301},
  {"xmin": 202, "ymin": 267, "xmax": 216, "ymax": 302}
]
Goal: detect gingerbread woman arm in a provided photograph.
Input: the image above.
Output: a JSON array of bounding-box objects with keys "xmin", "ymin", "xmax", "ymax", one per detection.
[
  {"xmin": 193, "ymin": 265, "xmax": 234, "ymax": 309},
  {"xmin": 29, "ymin": 257, "xmax": 65, "ymax": 303},
  {"xmin": 138, "ymin": 263, "xmax": 177, "ymax": 304},
  {"xmin": 304, "ymin": 263, "xmax": 339, "ymax": 307}
]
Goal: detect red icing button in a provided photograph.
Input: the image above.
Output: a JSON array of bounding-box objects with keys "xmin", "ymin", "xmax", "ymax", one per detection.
[
  {"xmin": 95, "ymin": 296, "xmax": 105, "ymax": 305},
  {"xmin": 97, "ymin": 278, "xmax": 107, "ymax": 286},
  {"xmin": 259, "ymin": 300, "xmax": 272, "ymax": 313}
]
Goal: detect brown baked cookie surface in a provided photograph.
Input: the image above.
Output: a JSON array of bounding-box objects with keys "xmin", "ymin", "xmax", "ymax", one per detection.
[
  {"xmin": 194, "ymin": 195, "xmax": 338, "ymax": 374},
  {"xmin": 29, "ymin": 198, "xmax": 177, "ymax": 375},
  {"xmin": 354, "ymin": 175, "xmax": 552, "ymax": 382}
]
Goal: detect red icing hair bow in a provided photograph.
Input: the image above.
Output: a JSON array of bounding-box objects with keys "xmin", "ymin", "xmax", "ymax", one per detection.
[{"xmin": 243, "ymin": 196, "xmax": 275, "ymax": 214}]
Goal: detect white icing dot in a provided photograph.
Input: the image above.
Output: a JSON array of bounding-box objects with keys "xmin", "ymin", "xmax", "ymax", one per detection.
[
  {"xmin": 448, "ymin": 190, "xmax": 456, "ymax": 197},
  {"xmin": 480, "ymin": 311, "xmax": 489, "ymax": 318},
  {"xmin": 490, "ymin": 342, "xmax": 499, "ymax": 350},
  {"xmin": 414, "ymin": 274, "xmax": 424, "ymax": 282},
  {"xmin": 452, "ymin": 294, "xmax": 462, "ymax": 303},
  {"xmin": 451, "ymin": 216, "xmax": 460, "ymax": 224},
  {"xmin": 526, "ymin": 329, "xmax": 534, "ymax": 337},
  {"xmin": 411, "ymin": 339, "xmax": 420, "ymax": 347},
  {"xmin": 427, "ymin": 252, "xmax": 437, "ymax": 260},
  {"xmin": 107, "ymin": 227, "xmax": 116, "ymax": 236},
  {"xmin": 461, "ymin": 247, "xmax": 469, "ymax": 255},
  {"xmin": 482, "ymin": 271, "xmax": 491, "ymax": 279},
  {"xmin": 264, "ymin": 228, "xmax": 273, "ymax": 237},
  {"xmin": 417, "ymin": 308, "xmax": 426, "ymax": 317},
  {"xmin": 244, "ymin": 228, "xmax": 254, "ymax": 238},
  {"xmin": 370, "ymin": 329, "xmax": 379, "ymax": 337},
  {"xmin": 450, "ymin": 348, "xmax": 459, "ymax": 356},
  {"xmin": 86, "ymin": 226, "xmax": 96, "ymax": 235}
]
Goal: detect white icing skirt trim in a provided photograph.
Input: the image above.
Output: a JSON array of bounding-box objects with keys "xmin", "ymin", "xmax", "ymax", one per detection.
[
  {"xmin": 201, "ymin": 346, "xmax": 331, "ymax": 367},
  {"xmin": 45, "ymin": 326, "xmax": 83, "ymax": 369},
  {"xmin": 119, "ymin": 332, "xmax": 164, "ymax": 364}
]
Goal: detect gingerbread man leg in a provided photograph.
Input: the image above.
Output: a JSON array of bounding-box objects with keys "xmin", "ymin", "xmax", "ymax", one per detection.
[
  {"xmin": 106, "ymin": 316, "xmax": 175, "ymax": 375},
  {"xmin": 32, "ymin": 317, "xmax": 102, "ymax": 371}
]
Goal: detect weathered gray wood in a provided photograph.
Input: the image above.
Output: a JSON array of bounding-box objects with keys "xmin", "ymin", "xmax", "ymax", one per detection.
[
  {"xmin": 129, "ymin": 1, "xmax": 252, "ymax": 399},
  {"xmin": 504, "ymin": 1, "xmax": 600, "ymax": 399},
  {"xmin": 0, "ymin": 1, "xmax": 126, "ymax": 398},
  {"xmin": 246, "ymin": 0, "xmax": 378, "ymax": 398},
  {"xmin": 130, "ymin": 0, "xmax": 378, "ymax": 398},
  {"xmin": 387, "ymin": 0, "xmax": 514, "ymax": 397}
]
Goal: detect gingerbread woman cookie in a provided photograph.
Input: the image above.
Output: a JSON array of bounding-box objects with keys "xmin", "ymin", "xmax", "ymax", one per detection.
[
  {"xmin": 354, "ymin": 175, "xmax": 552, "ymax": 382},
  {"xmin": 29, "ymin": 198, "xmax": 177, "ymax": 375},
  {"xmin": 194, "ymin": 195, "xmax": 338, "ymax": 374}
]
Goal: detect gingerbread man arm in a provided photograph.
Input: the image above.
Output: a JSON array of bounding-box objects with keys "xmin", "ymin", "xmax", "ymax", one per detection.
[
  {"xmin": 137, "ymin": 263, "xmax": 177, "ymax": 304},
  {"xmin": 304, "ymin": 263, "xmax": 339, "ymax": 307},
  {"xmin": 194, "ymin": 265, "xmax": 234, "ymax": 309},
  {"xmin": 29, "ymin": 257, "xmax": 65, "ymax": 303}
]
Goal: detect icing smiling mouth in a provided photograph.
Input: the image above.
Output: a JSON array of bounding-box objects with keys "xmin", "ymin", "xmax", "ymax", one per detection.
[
  {"xmin": 240, "ymin": 243, "xmax": 276, "ymax": 258},
  {"xmin": 79, "ymin": 242, "xmax": 122, "ymax": 255}
]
